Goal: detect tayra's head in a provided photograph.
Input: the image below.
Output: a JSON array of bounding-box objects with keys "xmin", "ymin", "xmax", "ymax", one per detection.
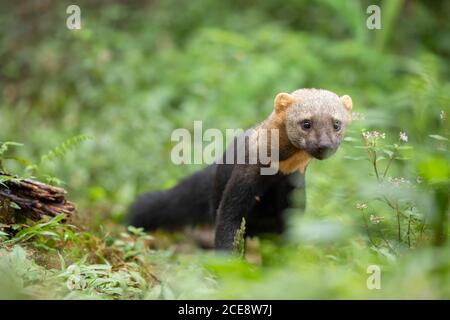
[{"xmin": 274, "ymin": 88, "xmax": 353, "ymax": 160}]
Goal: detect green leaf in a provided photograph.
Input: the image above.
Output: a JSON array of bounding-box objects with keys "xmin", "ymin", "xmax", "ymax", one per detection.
[
  {"xmin": 0, "ymin": 231, "xmax": 9, "ymax": 238},
  {"xmin": 9, "ymin": 201, "xmax": 21, "ymax": 210},
  {"xmin": 428, "ymin": 134, "xmax": 448, "ymax": 142},
  {"xmin": 0, "ymin": 141, "xmax": 23, "ymax": 156},
  {"xmin": 343, "ymin": 156, "xmax": 366, "ymax": 160},
  {"xmin": 383, "ymin": 149, "xmax": 394, "ymax": 158},
  {"xmin": 4, "ymin": 156, "xmax": 34, "ymax": 168}
]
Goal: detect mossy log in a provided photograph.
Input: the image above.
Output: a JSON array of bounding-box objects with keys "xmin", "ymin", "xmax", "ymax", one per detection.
[{"xmin": 0, "ymin": 173, "xmax": 75, "ymax": 222}]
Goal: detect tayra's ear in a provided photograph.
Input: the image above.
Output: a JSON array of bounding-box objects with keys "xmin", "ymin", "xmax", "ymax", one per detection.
[
  {"xmin": 340, "ymin": 95, "xmax": 353, "ymax": 112},
  {"xmin": 274, "ymin": 92, "xmax": 295, "ymax": 113}
]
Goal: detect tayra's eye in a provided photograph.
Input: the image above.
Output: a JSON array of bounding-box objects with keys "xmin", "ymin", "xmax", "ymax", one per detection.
[
  {"xmin": 300, "ymin": 120, "xmax": 312, "ymax": 130},
  {"xmin": 333, "ymin": 120, "xmax": 341, "ymax": 131}
]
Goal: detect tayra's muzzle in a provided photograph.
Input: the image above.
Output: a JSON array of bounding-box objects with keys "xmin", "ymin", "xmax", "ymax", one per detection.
[{"xmin": 308, "ymin": 144, "xmax": 336, "ymax": 160}]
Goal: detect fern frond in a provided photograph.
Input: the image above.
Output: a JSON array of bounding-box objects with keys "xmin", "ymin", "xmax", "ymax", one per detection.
[
  {"xmin": 233, "ymin": 217, "xmax": 246, "ymax": 258},
  {"xmin": 0, "ymin": 141, "xmax": 23, "ymax": 157},
  {"xmin": 40, "ymin": 134, "xmax": 93, "ymax": 164}
]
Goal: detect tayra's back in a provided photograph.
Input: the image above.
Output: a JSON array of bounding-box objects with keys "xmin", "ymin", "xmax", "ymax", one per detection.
[{"xmin": 127, "ymin": 164, "xmax": 217, "ymax": 230}]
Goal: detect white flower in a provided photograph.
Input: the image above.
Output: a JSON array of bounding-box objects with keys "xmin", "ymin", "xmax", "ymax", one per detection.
[
  {"xmin": 356, "ymin": 202, "xmax": 368, "ymax": 210},
  {"xmin": 440, "ymin": 110, "xmax": 446, "ymax": 120},
  {"xmin": 387, "ymin": 176, "xmax": 411, "ymax": 187},
  {"xmin": 352, "ymin": 112, "xmax": 365, "ymax": 121},
  {"xmin": 362, "ymin": 130, "xmax": 386, "ymax": 142},
  {"xmin": 399, "ymin": 131, "xmax": 408, "ymax": 142},
  {"xmin": 369, "ymin": 215, "xmax": 384, "ymax": 224}
]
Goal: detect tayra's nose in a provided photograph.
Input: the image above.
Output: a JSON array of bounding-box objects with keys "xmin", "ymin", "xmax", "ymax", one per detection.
[{"xmin": 314, "ymin": 144, "xmax": 333, "ymax": 159}]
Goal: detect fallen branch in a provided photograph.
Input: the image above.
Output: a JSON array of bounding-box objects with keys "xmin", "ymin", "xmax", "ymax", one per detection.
[{"xmin": 0, "ymin": 173, "xmax": 75, "ymax": 222}]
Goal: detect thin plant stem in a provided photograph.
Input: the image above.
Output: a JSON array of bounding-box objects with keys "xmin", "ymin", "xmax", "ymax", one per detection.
[
  {"xmin": 396, "ymin": 204, "xmax": 401, "ymax": 242},
  {"xmin": 378, "ymin": 229, "xmax": 396, "ymax": 255},
  {"xmin": 407, "ymin": 213, "xmax": 412, "ymax": 248},
  {"xmin": 382, "ymin": 148, "xmax": 397, "ymax": 180},
  {"xmin": 381, "ymin": 195, "xmax": 396, "ymax": 210},
  {"xmin": 362, "ymin": 209, "xmax": 378, "ymax": 248},
  {"xmin": 364, "ymin": 143, "xmax": 380, "ymax": 182},
  {"xmin": 373, "ymin": 152, "xmax": 380, "ymax": 182},
  {"xmin": 419, "ymin": 217, "xmax": 427, "ymax": 245}
]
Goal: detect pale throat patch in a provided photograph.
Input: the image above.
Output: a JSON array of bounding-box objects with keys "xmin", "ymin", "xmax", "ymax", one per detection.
[
  {"xmin": 277, "ymin": 150, "xmax": 311, "ymax": 174},
  {"xmin": 254, "ymin": 113, "xmax": 311, "ymax": 175}
]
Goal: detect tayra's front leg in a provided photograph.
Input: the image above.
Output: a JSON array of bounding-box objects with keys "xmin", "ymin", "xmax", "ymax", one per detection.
[{"xmin": 214, "ymin": 166, "xmax": 262, "ymax": 250}]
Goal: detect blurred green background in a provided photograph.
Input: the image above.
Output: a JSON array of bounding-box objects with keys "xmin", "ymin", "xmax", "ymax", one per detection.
[{"xmin": 0, "ymin": 0, "xmax": 449, "ymax": 299}]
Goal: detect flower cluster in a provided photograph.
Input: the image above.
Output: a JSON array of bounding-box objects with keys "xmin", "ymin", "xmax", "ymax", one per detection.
[
  {"xmin": 399, "ymin": 131, "xmax": 408, "ymax": 142},
  {"xmin": 387, "ymin": 176, "xmax": 412, "ymax": 187},
  {"xmin": 352, "ymin": 112, "xmax": 365, "ymax": 121},
  {"xmin": 356, "ymin": 202, "xmax": 368, "ymax": 210},
  {"xmin": 362, "ymin": 130, "xmax": 386, "ymax": 140},
  {"xmin": 362, "ymin": 130, "xmax": 386, "ymax": 146},
  {"xmin": 369, "ymin": 215, "xmax": 384, "ymax": 224}
]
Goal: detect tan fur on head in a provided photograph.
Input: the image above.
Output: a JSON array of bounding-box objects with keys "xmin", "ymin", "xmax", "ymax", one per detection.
[
  {"xmin": 340, "ymin": 95, "xmax": 352, "ymax": 112},
  {"xmin": 274, "ymin": 92, "xmax": 295, "ymax": 114}
]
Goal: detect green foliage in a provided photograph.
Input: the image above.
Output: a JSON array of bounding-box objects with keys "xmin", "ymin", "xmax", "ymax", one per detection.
[
  {"xmin": 0, "ymin": 135, "xmax": 91, "ymax": 186},
  {"xmin": 233, "ymin": 218, "xmax": 246, "ymax": 258},
  {"xmin": 0, "ymin": 246, "xmax": 47, "ymax": 299},
  {"xmin": 40, "ymin": 134, "xmax": 93, "ymax": 164},
  {"xmin": 114, "ymin": 226, "xmax": 153, "ymax": 261},
  {"xmin": 0, "ymin": 141, "xmax": 24, "ymax": 172},
  {"xmin": 58, "ymin": 261, "xmax": 148, "ymax": 299},
  {"xmin": 6, "ymin": 214, "xmax": 77, "ymax": 248}
]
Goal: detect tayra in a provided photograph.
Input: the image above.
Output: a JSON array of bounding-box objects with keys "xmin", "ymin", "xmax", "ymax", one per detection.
[{"xmin": 127, "ymin": 88, "xmax": 353, "ymax": 250}]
